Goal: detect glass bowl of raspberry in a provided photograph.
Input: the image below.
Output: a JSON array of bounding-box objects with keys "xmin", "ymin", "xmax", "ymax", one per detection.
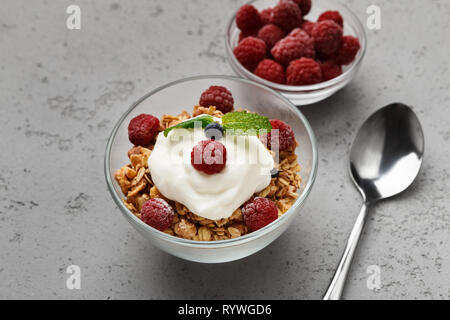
[
  {"xmin": 105, "ymin": 75, "xmax": 318, "ymax": 263},
  {"xmin": 225, "ymin": 0, "xmax": 367, "ymax": 106}
]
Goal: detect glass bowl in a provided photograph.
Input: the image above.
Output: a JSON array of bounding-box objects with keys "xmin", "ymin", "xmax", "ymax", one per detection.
[
  {"xmin": 225, "ymin": 0, "xmax": 367, "ymax": 106},
  {"xmin": 105, "ymin": 75, "xmax": 318, "ymax": 263}
]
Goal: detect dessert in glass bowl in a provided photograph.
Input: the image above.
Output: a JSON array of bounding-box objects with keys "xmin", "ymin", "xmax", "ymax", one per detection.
[
  {"xmin": 105, "ymin": 75, "xmax": 318, "ymax": 263},
  {"xmin": 114, "ymin": 85, "xmax": 301, "ymax": 241}
]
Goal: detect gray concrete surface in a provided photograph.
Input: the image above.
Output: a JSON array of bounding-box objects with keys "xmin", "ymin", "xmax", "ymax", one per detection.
[{"xmin": 1, "ymin": 0, "xmax": 449, "ymax": 300}]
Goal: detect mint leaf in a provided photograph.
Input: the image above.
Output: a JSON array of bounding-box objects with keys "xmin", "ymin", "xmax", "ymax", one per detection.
[
  {"xmin": 163, "ymin": 115, "xmax": 214, "ymax": 137},
  {"xmin": 222, "ymin": 111, "xmax": 272, "ymax": 135}
]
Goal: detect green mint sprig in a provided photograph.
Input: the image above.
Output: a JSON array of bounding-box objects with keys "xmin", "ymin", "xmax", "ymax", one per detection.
[
  {"xmin": 163, "ymin": 111, "xmax": 272, "ymax": 137},
  {"xmin": 222, "ymin": 111, "xmax": 272, "ymax": 135},
  {"xmin": 163, "ymin": 115, "xmax": 214, "ymax": 137}
]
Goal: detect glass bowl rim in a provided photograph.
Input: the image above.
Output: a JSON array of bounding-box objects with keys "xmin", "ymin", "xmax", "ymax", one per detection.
[
  {"xmin": 224, "ymin": 0, "xmax": 367, "ymax": 92},
  {"xmin": 104, "ymin": 75, "xmax": 318, "ymax": 248}
]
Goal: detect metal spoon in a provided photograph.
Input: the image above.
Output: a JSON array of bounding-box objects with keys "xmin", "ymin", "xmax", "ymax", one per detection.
[{"xmin": 323, "ymin": 103, "xmax": 425, "ymax": 300}]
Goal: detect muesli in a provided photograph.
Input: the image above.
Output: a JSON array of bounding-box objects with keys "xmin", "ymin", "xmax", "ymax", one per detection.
[{"xmin": 115, "ymin": 86, "xmax": 301, "ymax": 241}]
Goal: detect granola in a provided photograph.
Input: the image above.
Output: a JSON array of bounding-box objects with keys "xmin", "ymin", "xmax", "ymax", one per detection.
[{"xmin": 115, "ymin": 105, "xmax": 301, "ymax": 241}]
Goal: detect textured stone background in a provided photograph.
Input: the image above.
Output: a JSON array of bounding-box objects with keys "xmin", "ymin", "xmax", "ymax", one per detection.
[{"xmin": 1, "ymin": 0, "xmax": 449, "ymax": 299}]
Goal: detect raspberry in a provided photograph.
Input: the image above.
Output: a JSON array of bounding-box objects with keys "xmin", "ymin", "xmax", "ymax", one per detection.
[
  {"xmin": 289, "ymin": 27, "xmax": 310, "ymax": 38},
  {"xmin": 292, "ymin": 0, "xmax": 312, "ymax": 16},
  {"xmin": 320, "ymin": 61, "xmax": 343, "ymax": 81},
  {"xmin": 236, "ymin": 4, "xmax": 262, "ymax": 33},
  {"xmin": 199, "ymin": 86, "xmax": 234, "ymax": 113},
  {"xmin": 254, "ymin": 59, "xmax": 286, "ymax": 84},
  {"xmin": 270, "ymin": 28, "xmax": 314, "ymax": 65},
  {"xmin": 257, "ymin": 24, "xmax": 286, "ymax": 50},
  {"xmin": 242, "ymin": 197, "xmax": 278, "ymax": 231},
  {"xmin": 238, "ymin": 31, "xmax": 257, "ymax": 43},
  {"xmin": 260, "ymin": 8, "xmax": 273, "ymax": 25},
  {"xmin": 318, "ymin": 10, "xmax": 344, "ymax": 28},
  {"xmin": 312, "ymin": 20, "xmax": 343, "ymax": 55},
  {"xmin": 233, "ymin": 36, "xmax": 266, "ymax": 71},
  {"xmin": 271, "ymin": 0, "xmax": 303, "ymax": 32},
  {"xmin": 260, "ymin": 119, "xmax": 295, "ymax": 151},
  {"xmin": 286, "ymin": 57, "xmax": 322, "ymax": 85},
  {"xmin": 301, "ymin": 20, "xmax": 315, "ymax": 36},
  {"xmin": 191, "ymin": 140, "xmax": 227, "ymax": 175},
  {"xmin": 141, "ymin": 198, "xmax": 175, "ymax": 231},
  {"xmin": 334, "ymin": 35, "xmax": 361, "ymax": 65},
  {"xmin": 128, "ymin": 114, "xmax": 160, "ymax": 146}
]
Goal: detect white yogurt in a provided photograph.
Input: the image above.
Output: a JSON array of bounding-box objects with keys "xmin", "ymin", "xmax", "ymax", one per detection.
[{"xmin": 148, "ymin": 118, "xmax": 274, "ymax": 220}]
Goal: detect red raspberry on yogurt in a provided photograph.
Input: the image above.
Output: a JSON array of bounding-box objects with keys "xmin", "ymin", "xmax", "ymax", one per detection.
[{"xmin": 191, "ymin": 140, "xmax": 227, "ymax": 175}]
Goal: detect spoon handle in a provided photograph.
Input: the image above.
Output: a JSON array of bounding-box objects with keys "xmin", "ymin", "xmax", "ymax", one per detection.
[{"xmin": 323, "ymin": 202, "xmax": 370, "ymax": 300}]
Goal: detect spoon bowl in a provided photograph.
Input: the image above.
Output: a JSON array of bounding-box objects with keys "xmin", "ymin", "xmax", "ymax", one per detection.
[
  {"xmin": 350, "ymin": 103, "xmax": 425, "ymax": 202},
  {"xmin": 324, "ymin": 103, "xmax": 424, "ymax": 299}
]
